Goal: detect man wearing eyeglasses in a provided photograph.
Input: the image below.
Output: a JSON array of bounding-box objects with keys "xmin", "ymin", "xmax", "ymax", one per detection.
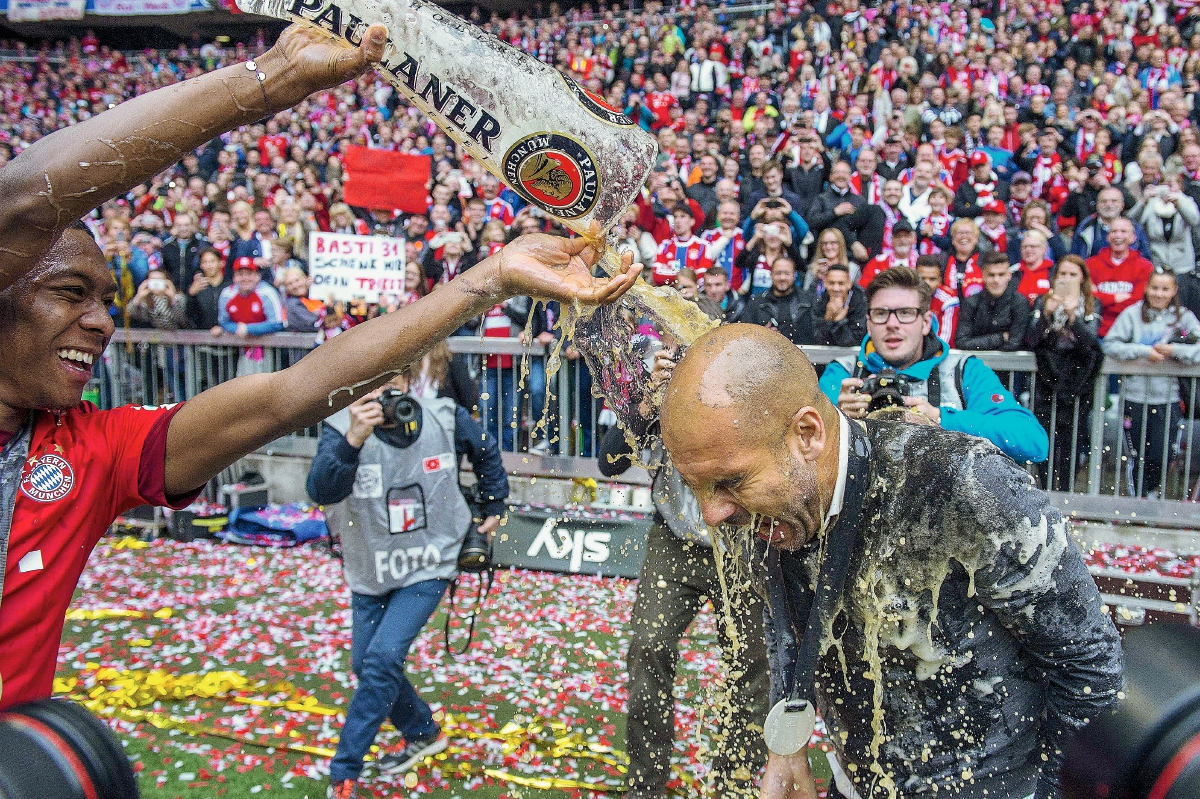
[{"xmin": 817, "ymin": 267, "xmax": 1048, "ymax": 463}]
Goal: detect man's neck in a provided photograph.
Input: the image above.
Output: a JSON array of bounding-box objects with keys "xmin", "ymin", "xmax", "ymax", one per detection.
[
  {"xmin": 772, "ymin": 286, "xmax": 794, "ymax": 298},
  {"xmin": 0, "ymin": 400, "xmax": 28, "ymax": 435},
  {"xmin": 1110, "ymin": 247, "xmax": 1129, "ymax": 262}
]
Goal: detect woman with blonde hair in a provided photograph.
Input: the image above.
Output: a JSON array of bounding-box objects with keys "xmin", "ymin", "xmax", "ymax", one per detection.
[
  {"xmin": 281, "ymin": 267, "xmax": 325, "ymax": 335},
  {"xmin": 328, "ymin": 202, "xmax": 369, "ymax": 235},
  {"xmin": 480, "ymin": 219, "xmax": 508, "ymax": 258},
  {"xmin": 804, "ymin": 227, "xmax": 859, "ymax": 292},
  {"xmin": 228, "ymin": 199, "xmax": 270, "ymax": 273},
  {"xmin": 275, "ymin": 196, "xmax": 311, "ymax": 262}
]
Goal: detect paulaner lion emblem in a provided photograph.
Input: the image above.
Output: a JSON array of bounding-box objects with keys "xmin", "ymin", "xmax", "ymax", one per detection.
[
  {"xmin": 519, "ymin": 152, "xmax": 573, "ymax": 201},
  {"xmin": 503, "ymin": 133, "xmax": 600, "ymax": 220}
]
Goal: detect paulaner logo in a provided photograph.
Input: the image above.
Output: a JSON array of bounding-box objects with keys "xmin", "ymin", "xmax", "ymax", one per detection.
[
  {"xmin": 503, "ymin": 133, "xmax": 600, "ymax": 219},
  {"xmin": 287, "ymin": 0, "xmax": 503, "ymax": 154}
]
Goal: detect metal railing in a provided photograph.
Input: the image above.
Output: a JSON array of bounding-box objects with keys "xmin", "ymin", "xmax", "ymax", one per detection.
[
  {"xmin": 104, "ymin": 329, "xmax": 596, "ymax": 450},
  {"xmin": 104, "ymin": 330, "xmax": 1200, "ymax": 520}
]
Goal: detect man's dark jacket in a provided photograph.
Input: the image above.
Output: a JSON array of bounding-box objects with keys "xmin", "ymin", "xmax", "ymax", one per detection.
[
  {"xmin": 956, "ymin": 281, "xmax": 1032, "ymax": 351},
  {"xmin": 744, "ymin": 287, "xmax": 815, "ymax": 344},
  {"xmin": 764, "ymin": 419, "xmax": 1122, "ymax": 799}
]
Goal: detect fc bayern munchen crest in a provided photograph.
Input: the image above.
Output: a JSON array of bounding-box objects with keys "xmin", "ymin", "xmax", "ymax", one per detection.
[
  {"xmin": 503, "ymin": 133, "xmax": 600, "ymax": 220},
  {"xmin": 560, "ymin": 74, "xmax": 634, "ymax": 126},
  {"xmin": 21, "ymin": 453, "xmax": 75, "ymax": 503}
]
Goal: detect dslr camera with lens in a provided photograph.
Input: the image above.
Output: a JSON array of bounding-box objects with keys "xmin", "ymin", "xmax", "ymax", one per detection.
[
  {"xmin": 375, "ymin": 388, "xmax": 422, "ymax": 443},
  {"xmin": 0, "ymin": 698, "xmax": 138, "ymax": 799},
  {"xmin": 859, "ymin": 367, "xmax": 911, "ymax": 413}
]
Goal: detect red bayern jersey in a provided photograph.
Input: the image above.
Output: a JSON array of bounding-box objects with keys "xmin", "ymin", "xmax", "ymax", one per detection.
[
  {"xmin": 939, "ymin": 148, "xmax": 968, "ymax": 190},
  {"xmin": 1016, "ymin": 258, "xmax": 1055, "ymax": 303},
  {"xmin": 484, "ymin": 197, "xmax": 515, "ymax": 226},
  {"xmin": 0, "ymin": 403, "xmax": 198, "ymax": 710},
  {"xmin": 654, "ymin": 235, "xmax": 713, "ymax": 286},
  {"xmin": 258, "ymin": 133, "xmax": 289, "ymax": 164},
  {"xmin": 645, "ymin": 90, "xmax": 679, "ymax": 130},
  {"xmin": 858, "ymin": 249, "xmax": 919, "ymax": 288},
  {"xmin": 931, "ymin": 284, "xmax": 960, "ymax": 344},
  {"xmin": 700, "ymin": 228, "xmax": 746, "ymax": 289},
  {"xmin": 483, "ymin": 304, "xmax": 518, "ymax": 368}
]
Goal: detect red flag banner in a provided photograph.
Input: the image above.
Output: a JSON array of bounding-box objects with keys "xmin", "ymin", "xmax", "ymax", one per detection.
[{"xmin": 342, "ymin": 146, "xmax": 431, "ymax": 214}]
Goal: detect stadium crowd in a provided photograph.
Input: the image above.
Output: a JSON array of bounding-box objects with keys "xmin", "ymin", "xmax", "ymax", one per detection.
[{"xmin": 7, "ymin": 0, "xmax": 1200, "ymax": 491}]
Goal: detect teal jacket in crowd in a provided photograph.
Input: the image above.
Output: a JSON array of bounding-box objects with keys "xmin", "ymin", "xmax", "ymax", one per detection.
[{"xmin": 818, "ymin": 333, "xmax": 1049, "ymax": 464}]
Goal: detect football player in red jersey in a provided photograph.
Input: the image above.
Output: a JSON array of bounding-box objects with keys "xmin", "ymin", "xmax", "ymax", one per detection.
[{"xmin": 0, "ymin": 23, "xmax": 640, "ymax": 711}]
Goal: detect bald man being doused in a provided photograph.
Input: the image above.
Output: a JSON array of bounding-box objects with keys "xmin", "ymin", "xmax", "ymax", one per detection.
[{"xmin": 660, "ymin": 324, "xmax": 1122, "ymax": 799}]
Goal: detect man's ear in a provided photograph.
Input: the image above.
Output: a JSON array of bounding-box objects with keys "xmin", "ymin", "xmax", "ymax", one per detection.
[{"xmin": 787, "ymin": 405, "xmax": 826, "ymax": 464}]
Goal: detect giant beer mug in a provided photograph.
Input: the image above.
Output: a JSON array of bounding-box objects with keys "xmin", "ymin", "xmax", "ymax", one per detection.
[
  {"xmin": 241, "ymin": 0, "xmax": 717, "ymax": 433},
  {"xmin": 237, "ymin": 0, "xmax": 657, "ymax": 233}
]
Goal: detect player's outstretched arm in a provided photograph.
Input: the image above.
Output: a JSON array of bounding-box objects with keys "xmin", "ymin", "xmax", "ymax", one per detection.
[
  {"xmin": 162, "ymin": 237, "xmax": 640, "ymax": 496},
  {"xmin": 0, "ymin": 23, "xmax": 387, "ymax": 294}
]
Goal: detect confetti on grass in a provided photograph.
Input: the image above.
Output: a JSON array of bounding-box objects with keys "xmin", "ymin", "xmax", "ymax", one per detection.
[{"xmin": 61, "ymin": 537, "xmax": 836, "ymax": 797}]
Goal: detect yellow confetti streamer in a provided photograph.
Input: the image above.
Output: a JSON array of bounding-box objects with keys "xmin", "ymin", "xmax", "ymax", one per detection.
[
  {"xmin": 108, "ymin": 537, "xmax": 152, "ymax": 550},
  {"xmin": 54, "ymin": 666, "xmax": 657, "ymax": 794},
  {"xmin": 79, "ymin": 701, "xmax": 338, "ymax": 759},
  {"xmin": 64, "ymin": 607, "xmax": 173, "ymax": 620},
  {"xmin": 483, "ymin": 767, "xmax": 624, "ymax": 791}
]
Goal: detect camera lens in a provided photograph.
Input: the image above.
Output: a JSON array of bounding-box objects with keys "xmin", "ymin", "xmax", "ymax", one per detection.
[
  {"xmin": 393, "ymin": 396, "xmax": 421, "ymax": 429},
  {"xmin": 1063, "ymin": 624, "xmax": 1200, "ymax": 799},
  {"xmin": 0, "ymin": 699, "xmax": 138, "ymax": 799}
]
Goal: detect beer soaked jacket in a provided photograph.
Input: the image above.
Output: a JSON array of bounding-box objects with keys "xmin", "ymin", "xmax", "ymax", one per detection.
[
  {"xmin": 761, "ymin": 419, "xmax": 1122, "ymax": 798},
  {"xmin": 0, "ymin": 402, "xmax": 201, "ymax": 711},
  {"xmin": 817, "ymin": 332, "xmax": 1049, "ymax": 463}
]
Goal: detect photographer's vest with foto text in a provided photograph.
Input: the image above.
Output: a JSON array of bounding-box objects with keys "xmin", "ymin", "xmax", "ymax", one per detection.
[
  {"xmin": 835, "ymin": 350, "xmax": 970, "ymax": 411},
  {"xmin": 325, "ymin": 397, "xmax": 473, "ymax": 596}
]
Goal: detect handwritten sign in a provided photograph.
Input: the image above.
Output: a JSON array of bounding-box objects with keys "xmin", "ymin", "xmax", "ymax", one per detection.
[{"xmin": 308, "ymin": 231, "xmax": 406, "ymax": 303}]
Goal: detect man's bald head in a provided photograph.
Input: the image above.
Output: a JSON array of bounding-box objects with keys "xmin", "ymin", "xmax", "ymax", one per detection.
[
  {"xmin": 661, "ymin": 324, "xmax": 839, "ymax": 548},
  {"xmin": 662, "ymin": 324, "xmax": 832, "ymax": 450}
]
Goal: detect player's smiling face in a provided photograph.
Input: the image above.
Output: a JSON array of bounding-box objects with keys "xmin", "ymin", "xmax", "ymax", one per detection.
[{"xmin": 0, "ymin": 227, "xmax": 115, "ymax": 421}]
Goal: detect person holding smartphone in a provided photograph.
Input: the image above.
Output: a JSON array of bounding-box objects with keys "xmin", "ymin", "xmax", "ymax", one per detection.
[
  {"xmin": 128, "ymin": 268, "xmax": 186, "ymax": 331},
  {"xmin": 1025, "ymin": 256, "xmax": 1103, "ymax": 491}
]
